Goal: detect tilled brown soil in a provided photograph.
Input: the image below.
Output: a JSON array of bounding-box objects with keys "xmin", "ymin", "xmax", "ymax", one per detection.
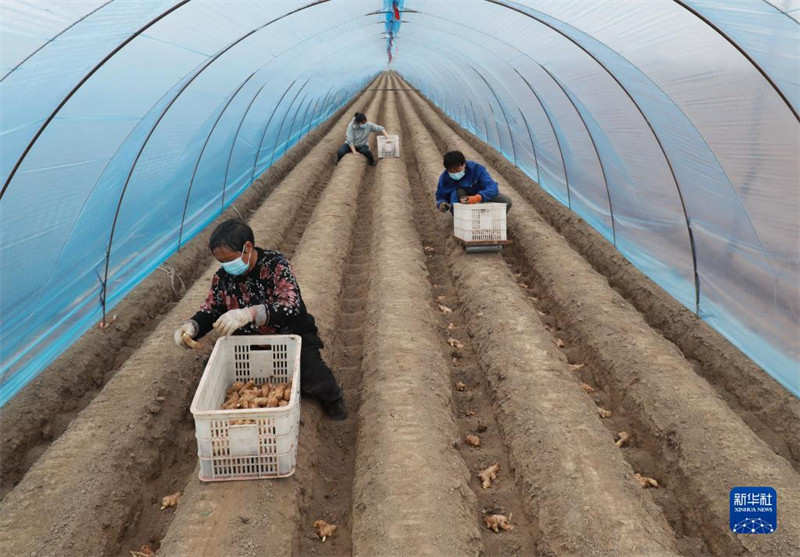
[
  {"xmin": 0, "ymin": 80, "xmax": 372, "ymax": 500},
  {"xmin": 1, "ymin": 72, "xmax": 798, "ymax": 557}
]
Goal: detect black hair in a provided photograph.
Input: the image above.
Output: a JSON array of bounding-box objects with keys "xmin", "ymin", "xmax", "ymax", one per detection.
[
  {"xmin": 209, "ymin": 219, "xmax": 254, "ymax": 253},
  {"xmin": 354, "ymin": 112, "xmax": 367, "ymax": 124},
  {"xmin": 443, "ymin": 150, "xmax": 466, "ymax": 169}
]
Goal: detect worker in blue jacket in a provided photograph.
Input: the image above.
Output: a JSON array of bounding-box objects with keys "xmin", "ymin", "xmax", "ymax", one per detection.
[{"xmin": 435, "ymin": 151, "xmax": 512, "ymax": 213}]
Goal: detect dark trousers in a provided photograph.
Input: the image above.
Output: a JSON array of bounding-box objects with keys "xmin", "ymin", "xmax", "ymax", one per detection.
[
  {"xmin": 337, "ymin": 143, "xmax": 375, "ymax": 164},
  {"xmin": 456, "ymin": 188, "xmax": 513, "ymax": 212},
  {"xmin": 300, "ymin": 344, "xmax": 342, "ymax": 404}
]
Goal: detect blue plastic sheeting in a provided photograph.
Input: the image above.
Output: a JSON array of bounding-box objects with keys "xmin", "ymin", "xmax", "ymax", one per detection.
[
  {"xmin": 392, "ymin": 0, "xmax": 798, "ymax": 397},
  {"xmin": 0, "ymin": 1, "xmax": 382, "ymax": 406},
  {"xmin": 0, "ymin": 0, "xmax": 797, "ymax": 404}
]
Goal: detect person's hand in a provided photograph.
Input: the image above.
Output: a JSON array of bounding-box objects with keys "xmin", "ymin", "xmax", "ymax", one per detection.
[
  {"xmin": 174, "ymin": 320, "xmax": 198, "ymax": 347},
  {"xmin": 438, "ymin": 201, "xmax": 451, "ymax": 212},
  {"xmin": 213, "ymin": 308, "xmax": 256, "ymax": 336},
  {"xmin": 461, "ymin": 194, "xmax": 482, "ymax": 205},
  {"xmin": 350, "ymin": 145, "xmax": 357, "ymax": 154}
]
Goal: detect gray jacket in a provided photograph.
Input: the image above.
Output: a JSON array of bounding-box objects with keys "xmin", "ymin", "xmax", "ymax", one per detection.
[{"xmin": 345, "ymin": 119, "xmax": 385, "ymax": 147}]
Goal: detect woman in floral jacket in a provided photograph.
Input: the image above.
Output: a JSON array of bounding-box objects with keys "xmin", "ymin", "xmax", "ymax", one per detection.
[{"xmin": 174, "ymin": 220, "xmax": 346, "ymax": 420}]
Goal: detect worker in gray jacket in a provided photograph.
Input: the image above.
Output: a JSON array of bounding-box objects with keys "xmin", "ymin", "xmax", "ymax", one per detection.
[{"xmin": 336, "ymin": 112, "xmax": 390, "ymax": 166}]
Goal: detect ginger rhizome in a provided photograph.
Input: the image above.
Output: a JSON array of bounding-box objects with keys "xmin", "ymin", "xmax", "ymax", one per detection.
[
  {"xmin": 465, "ymin": 434, "xmax": 481, "ymax": 447},
  {"xmin": 313, "ymin": 520, "xmax": 337, "ymax": 542},
  {"xmin": 220, "ymin": 380, "xmax": 292, "ymax": 410},
  {"xmin": 634, "ymin": 473, "xmax": 659, "ymax": 488},
  {"xmin": 161, "ymin": 491, "xmax": 182, "ymax": 510},
  {"xmin": 478, "ymin": 463, "xmax": 500, "ymax": 489},
  {"xmin": 485, "ymin": 513, "xmax": 513, "ymax": 533}
]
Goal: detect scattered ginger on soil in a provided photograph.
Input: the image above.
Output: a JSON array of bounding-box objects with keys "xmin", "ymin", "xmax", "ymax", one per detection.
[
  {"xmin": 465, "ymin": 410, "xmax": 475, "ymax": 417},
  {"xmin": 161, "ymin": 491, "xmax": 182, "ymax": 510},
  {"xmin": 448, "ymin": 338, "xmax": 464, "ymax": 349},
  {"xmin": 465, "ymin": 434, "xmax": 481, "ymax": 447},
  {"xmin": 598, "ymin": 408, "xmax": 613, "ymax": 418},
  {"xmin": 130, "ymin": 545, "xmax": 155, "ymax": 557},
  {"xmin": 478, "ymin": 463, "xmax": 500, "ymax": 489},
  {"xmin": 556, "ymin": 339, "xmax": 565, "ymax": 348},
  {"xmin": 455, "ymin": 381, "xmax": 467, "ymax": 391},
  {"xmin": 615, "ymin": 431, "xmax": 632, "ymax": 447},
  {"xmin": 313, "ymin": 520, "xmax": 337, "ymax": 542},
  {"xmin": 438, "ymin": 304, "xmax": 453, "ymax": 314},
  {"xmin": 485, "ymin": 513, "xmax": 513, "ymax": 533},
  {"xmin": 634, "ymin": 473, "xmax": 659, "ymax": 488},
  {"xmin": 581, "ymin": 383, "xmax": 596, "ymax": 394}
]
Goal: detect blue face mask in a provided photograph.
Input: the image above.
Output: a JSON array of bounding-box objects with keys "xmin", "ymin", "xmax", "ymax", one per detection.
[
  {"xmin": 448, "ymin": 170, "xmax": 465, "ymax": 181},
  {"xmin": 221, "ymin": 245, "xmax": 251, "ymax": 276}
]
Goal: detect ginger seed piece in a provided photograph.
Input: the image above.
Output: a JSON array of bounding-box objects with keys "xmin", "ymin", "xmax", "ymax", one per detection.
[
  {"xmin": 455, "ymin": 381, "xmax": 467, "ymax": 391},
  {"xmin": 634, "ymin": 473, "xmax": 659, "ymax": 489},
  {"xmin": 581, "ymin": 383, "xmax": 596, "ymax": 394},
  {"xmin": 598, "ymin": 408, "xmax": 613, "ymax": 418},
  {"xmin": 160, "ymin": 491, "xmax": 182, "ymax": 510},
  {"xmin": 313, "ymin": 520, "xmax": 337, "ymax": 542},
  {"xmin": 478, "ymin": 463, "xmax": 500, "ymax": 489},
  {"xmin": 615, "ymin": 431, "xmax": 632, "ymax": 447},
  {"xmin": 465, "ymin": 434, "xmax": 481, "ymax": 447},
  {"xmin": 485, "ymin": 513, "xmax": 513, "ymax": 533}
]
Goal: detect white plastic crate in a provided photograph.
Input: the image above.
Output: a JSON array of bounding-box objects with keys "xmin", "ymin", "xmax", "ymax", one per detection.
[
  {"xmin": 377, "ymin": 134, "xmax": 400, "ymax": 158},
  {"xmin": 453, "ymin": 202, "xmax": 507, "ymax": 242},
  {"xmin": 190, "ymin": 334, "xmax": 301, "ymax": 481}
]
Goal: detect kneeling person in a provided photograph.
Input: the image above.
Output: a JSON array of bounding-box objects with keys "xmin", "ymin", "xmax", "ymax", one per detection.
[
  {"xmin": 174, "ymin": 219, "xmax": 347, "ymax": 420},
  {"xmin": 435, "ymin": 150, "xmax": 512, "ymax": 213}
]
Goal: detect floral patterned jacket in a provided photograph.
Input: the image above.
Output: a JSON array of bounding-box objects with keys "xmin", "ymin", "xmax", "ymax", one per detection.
[{"xmin": 191, "ymin": 248, "xmax": 321, "ymax": 346}]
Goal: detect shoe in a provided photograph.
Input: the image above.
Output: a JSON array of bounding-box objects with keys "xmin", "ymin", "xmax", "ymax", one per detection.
[
  {"xmin": 369, "ymin": 160, "xmax": 376, "ymax": 166},
  {"xmin": 323, "ymin": 397, "xmax": 348, "ymax": 421}
]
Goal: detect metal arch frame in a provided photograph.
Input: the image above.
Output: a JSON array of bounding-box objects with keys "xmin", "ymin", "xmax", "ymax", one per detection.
[
  {"xmin": 485, "ymin": 103, "xmax": 505, "ymax": 159},
  {"xmin": 217, "ymin": 21, "xmax": 380, "ymax": 213},
  {"xmin": 401, "ymin": 47, "xmax": 490, "ymax": 141},
  {"xmin": 399, "ymin": 13, "xmax": 608, "ymax": 235},
  {"xmin": 80, "ymin": 13, "xmax": 372, "ymax": 254},
  {"xmin": 512, "ymin": 69, "xmax": 571, "ymax": 207},
  {"xmin": 304, "ymin": 85, "xmax": 334, "ymax": 134},
  {"xmin": 483, "ymin": 0, "xmax": 700, "ymax": 312},
  {"xmin": 269, "ymin": 87, "xmax": 310, "ymax": 170},
  {"xmin": 433, "ymin": 1, "xmax": 784, "ymax": 297},
  {"xmin": 761, "ymin": 0, "xmax": 800, "ymax": 22},
  {"xmin": 99, "ymin": 0, "xmax": 338, "ymax": 323},
  {"xmin": 390, "ymin": 43, "xmax": 488, "ymax": 147},
  {"xmin": 221, "ymin": 79, "xmax": 290, "ymax": 213},
  {"xmin": 469, "ymin": 64, "xmax": 518, "ymax": 166},
  {"xmin": 243, "ymin": 40, "xmax": 384, "ymax": 195},
  {"xmin": 0, "ymin": 0, "xmax": 193, "ymax": 200},
  {"xmin": 516, "ymin": 107, "xmax": 540, "ymax": 183},
  {"xmin": 468, "ymin": 100, "xmax": 481, "ymax": 139},
  {"xmin": 267, "ymin": 80, "xmax": 309, "ymax": 172},
  {"xmin": 20, "ymin": 61, "xmax": 205, "ymax": 333},
  {"xmin": 288, "ymin": 95, "xmax": 314, "ymax": 150},
  {"xmin": 177, "ymin": 70, "xmax": 259, "ymax": 249},
  {"xmin": 673, "ymin": 0, "xmax": 799, "ymax": 122},
  {"xmin": 400, "ymin": 33, "xmax": 578, "ymax": 224},
  {"xmin": 518, "ymin": 66, "xmax": 616, "ymax": 243},
  {"xmin": 0, "ymin": 0, "xmax": 115, "ymax": 82}
]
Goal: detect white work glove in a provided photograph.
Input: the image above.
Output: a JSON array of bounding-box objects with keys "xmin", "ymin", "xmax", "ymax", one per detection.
[
  {"xmin": 213, "ymin": 306, "xmax": 267, "ymax": 336},
  {"xmin": 174, "ymin": 320, "xmax": 198, "ymax": 347}
]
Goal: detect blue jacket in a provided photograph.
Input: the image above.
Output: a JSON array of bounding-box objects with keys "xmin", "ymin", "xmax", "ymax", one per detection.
[{"xmin": 435, "ymin": 161, "xmax": 498, "ymax": 208}]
